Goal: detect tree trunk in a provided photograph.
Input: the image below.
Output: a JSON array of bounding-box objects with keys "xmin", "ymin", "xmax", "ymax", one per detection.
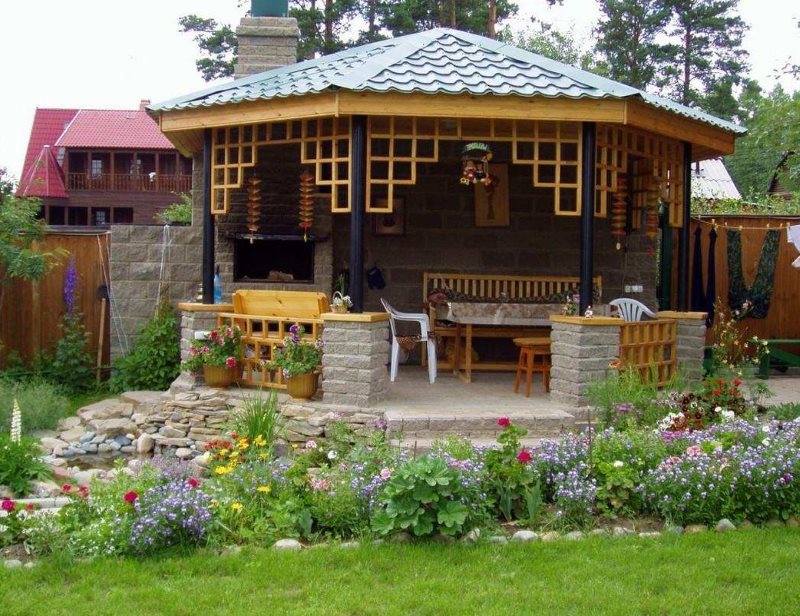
[
  {"xmin": 368, "ymin": 0, "xmax": 376, "ymax": 37},
  {"xmin": 450, "ymin": 0, "xmax": 456, "ymax": 28},
  {"xmin": 324, "ymin": 0, "xmax": 334, "ymax": 52},
  {"xmin": 683, "ymin": 25, "xmax": 692, "ymax": 105},
  {"xmin": 488, "ymin": 0, "xmax": 497, "ymax": 39}
]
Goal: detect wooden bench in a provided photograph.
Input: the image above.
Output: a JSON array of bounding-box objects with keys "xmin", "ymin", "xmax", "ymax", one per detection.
[
  {"xmin": 216, "ymin": 290, "xmax": 330, "ymax": 388},
  {"xmin": 422, "ymin": 272, "xmax": 602, "ymax": 372}
]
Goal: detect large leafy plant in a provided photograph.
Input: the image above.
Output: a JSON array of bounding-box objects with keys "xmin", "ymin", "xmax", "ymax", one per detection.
[
  {"xmin": 267, "ymin": 323, "xmax": 323, "ymax": 378},
  {"xmin": 371, "ymin": 455, "xmax": 473, "ymax": 538},
  {"xmin": 183, "ymin": 324, "xmax": 242, "ymax": 371}
]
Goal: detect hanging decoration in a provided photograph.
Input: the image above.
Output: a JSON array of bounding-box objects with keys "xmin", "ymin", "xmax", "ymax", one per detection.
[
  {"xmin": 245, "ymin": 175, "xmax": 261, "ymax": 243},
  {"xmin": 461, "ymin": 143, "xmax": 492, "ymax": 185},
  {"xmin": 610, "ymin": 174, "xmax": 627, "ymax": 250},
  {"xmin": 299, "ymin": 170, "xmax": 315, "ymax": 242},
  {"xmin": 726, "ymin": 228, "xmax": 780, "ymax": 319},
  {"xmin": 645, "ymin": 202, "xmax": 660, "ymax": 252}
]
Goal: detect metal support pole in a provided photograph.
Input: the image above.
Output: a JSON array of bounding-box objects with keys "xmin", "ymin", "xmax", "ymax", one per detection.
[
  {"xmin": 579, "ymin": 122, "xmax": 597, "ymax": 315},
  {"xmin": 677, "ymin": 142, "xmax": 692, "ymax": 311},
  {"xmin": 202, "ymin": 129, "xmax": 215, "ymax": 304},
  {"xmin": 349, "ymin": 115, "xmax": 367, "ymax": 312}
]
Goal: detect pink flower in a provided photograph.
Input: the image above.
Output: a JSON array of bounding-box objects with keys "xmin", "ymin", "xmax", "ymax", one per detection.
[
  {"xmin": 225, "ymin": 356, "xmax": 237, "ymax": 368},
  {"xmin": 200, "ymin": 346, "xmax": 210, "ymax": 354},
  {"xmin": 190, "ymin": 347, "xmax": 198, "ymax": 356},
  {"xmin": 497, "ymin": 417, "xmax": 511, "ymax": 428},
  {"xmin": 225, "ymin": 327, "xmax": 233, "ymax": 339},
  {"xmin": 380, "ymin": 468, "xmax": 392, "ymax": 480},
  {"xmin": 517, "ymin": 449, "xmax": 533, "ymax": 464},
  {"xmin": 685, "ymin": 445, "xmax": 703, "ymax": 458},
  {"xmin": 61, "ymin": 483, "xmax": 73, "ymax": 493},
  {"xmin": 305, "ymin": 440, "xmax": 317, "ymax": 449},
  {"xmin": 124, "ymin": 491, "xmax": 138, "ymax": 504},
  {"xmin": 78, "ymin": 486, "xmax": 89, "ymax": 498},
  {"xmin": 310, "ymin": 478, "xmax": 330, "ymax": 491},
  {"xmin": 187, "ymin": 477, "xmax": 200, "ymax": 488},
  {"xmin": 1, "ymin": 499, "xmax": 15, "ymax": 512}
]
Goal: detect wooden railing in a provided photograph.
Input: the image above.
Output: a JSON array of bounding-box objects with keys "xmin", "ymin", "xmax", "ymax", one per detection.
[
  {"xmin": 67, "ymin": 173, "xmax": 191, "ymax": 193},
  {"xmin": 618, "ymin": 319, "xmax": 677, "ymax": 386}
]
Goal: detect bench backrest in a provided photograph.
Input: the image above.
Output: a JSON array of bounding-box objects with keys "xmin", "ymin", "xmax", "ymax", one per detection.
[
  {"xmin": 423, "ymin": 272, "xmax": 603, "ymax": 303},
  {"xmin": 232, "ymin": 290, "xmax": 330, "ymax": 318}
]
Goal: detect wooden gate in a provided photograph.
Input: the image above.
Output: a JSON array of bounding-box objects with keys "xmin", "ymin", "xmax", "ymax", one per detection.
[{"xmin": 0, "ymin": 230, "xmax": 110, "ymax": 370}]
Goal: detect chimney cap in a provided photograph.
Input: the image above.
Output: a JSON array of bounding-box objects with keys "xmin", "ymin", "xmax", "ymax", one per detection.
[{"xmin": 139, "ymin": 99, "xmax": 151, "ymax": 111}]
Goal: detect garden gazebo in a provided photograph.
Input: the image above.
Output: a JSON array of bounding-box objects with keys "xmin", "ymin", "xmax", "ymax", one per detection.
[{"xmin": 150, "ymin": 28, "xmax": 743, "ymax": 407}]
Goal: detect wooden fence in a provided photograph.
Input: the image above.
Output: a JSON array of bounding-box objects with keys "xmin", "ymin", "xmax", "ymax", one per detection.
[
  {"xmin": 618, "ymin": 319, "xmax": 677, "ymax": 386},
  {"xmin": 0, "ymin": 230, "xmax": 110, "ymax": 371},
  {"xmin": 689, "ymin": 215, "xmax": 800, "ymax": 342}
]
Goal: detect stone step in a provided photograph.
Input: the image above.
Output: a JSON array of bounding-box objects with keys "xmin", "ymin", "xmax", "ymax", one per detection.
[
  {"xmin": 391, "ymin": 437, "xmax": 546, "ymax": 454},
  {"xmin": 384, "ymin": 409, "xmax": 574, "ymax": 438},
  {"xmin": 119, "ymin": 391, "xmax": 166, "ymax": 411}
]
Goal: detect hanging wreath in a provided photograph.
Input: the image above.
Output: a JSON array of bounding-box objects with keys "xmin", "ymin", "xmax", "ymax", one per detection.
[
  {"xmin": 726, "ymin": 229, "xmax": 780, "ymax": 319},
  {"xmin": 245, "ymin": 175, "xmax": 261, "ymax": 241},
  {"xmin": 299, "ymin": 170, "xmax": 315, "ymax": 242}
]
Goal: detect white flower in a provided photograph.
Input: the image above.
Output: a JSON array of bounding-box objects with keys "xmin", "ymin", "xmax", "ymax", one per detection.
[
  {"xmin": 327, "ymin": 450, "xmax": 338, "ymax": 460},
  {"xmin": 762, "ymin": 438, "xmax": 771, "ymax": 447},
  {"xmin": 10, "ymin": 399, "xmax": 21, "ymax": 444},
  {"xmin": 720, "ymin": 410, "xmax": 735, "ymax": 422},
  {"xmin": 762, "ymin": 425, "xmax": 770, "ymax": 433},
  {"xmin": 613, "ymin": 460, "xmax": 624, "ymax": 468}
]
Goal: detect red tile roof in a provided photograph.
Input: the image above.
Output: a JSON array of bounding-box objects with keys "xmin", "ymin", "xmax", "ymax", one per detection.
[
  {"xmin": 55, "ymin": 109, "xmax": 175, "ymax": 150},
  {"xmin": 19, "ymin": 108, "xmax": 78, "ymax": 182},
  {"xmin": 17, "ymin": 145, "xmax": 68, "ymax": 199}
]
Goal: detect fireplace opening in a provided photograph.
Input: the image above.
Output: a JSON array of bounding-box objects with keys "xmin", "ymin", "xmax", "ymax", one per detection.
[{"xmin": 234, "ymin": 235, "xmax": 315, "ymax": 283}]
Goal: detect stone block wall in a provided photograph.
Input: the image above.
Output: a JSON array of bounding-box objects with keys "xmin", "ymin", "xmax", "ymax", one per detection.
[
  {"xmin": 109, "ymin": 224, "xmax": 202, "ymax": 359},
  {"xmin": 549, "ymin": 318, "xmax": 622, "ymax": 407},
  {"xmin": 661, "ymin": 311, "xmax": 707, "ymax": 382},
  {"xmin": 321, "ymin": 318, "xmax": 390, "ymax": 408},
  {"xmin": 235, "ymin": 17, "xmax": 299, "ymax": 79},
  {"xmin": 179, "ymin": 309, "xmax": 220, "ymax": 363}
]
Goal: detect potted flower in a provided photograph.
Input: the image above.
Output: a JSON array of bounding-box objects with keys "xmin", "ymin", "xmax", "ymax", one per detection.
[
  {"xmin": 267, "ymin": 323, "xmax": 324, "ymax": 399},
  {"xmin": 331, "ymin": 291, "xmax": 352, "ymax": 314},
  {"xmin": 183, "ymin": 324, "xmax": 243, "ymax": 388}
]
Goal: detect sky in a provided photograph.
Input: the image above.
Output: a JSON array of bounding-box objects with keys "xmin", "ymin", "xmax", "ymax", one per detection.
[{"xmin": 2, "ymin": 0, "xmax": 799, "ymax": 181}]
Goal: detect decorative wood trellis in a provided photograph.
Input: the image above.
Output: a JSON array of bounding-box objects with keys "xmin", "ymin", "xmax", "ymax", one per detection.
[{"xmin": 618, "ymin": 319, "xmax": 677, "ymax": 386}]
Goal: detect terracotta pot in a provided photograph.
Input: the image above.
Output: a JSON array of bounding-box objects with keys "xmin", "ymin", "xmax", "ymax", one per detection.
[
  {"xmin": 286, "ymin": 371, "xmax": 319, "ymax": 400},
  {"xmin": 203, "ymin": 364, "xmax": 236, "ymax": 388}
]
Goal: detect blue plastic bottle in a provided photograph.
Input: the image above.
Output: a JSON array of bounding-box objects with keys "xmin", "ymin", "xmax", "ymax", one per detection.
[{"xmin": 213, "ymin": 266, "xmax": 222, "ymax": 304}]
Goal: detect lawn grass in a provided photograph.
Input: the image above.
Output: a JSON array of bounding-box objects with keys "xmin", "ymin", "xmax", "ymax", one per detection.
[{"xmin": 2, "ymin": 528, "xmax": 800, "ymax": 615}]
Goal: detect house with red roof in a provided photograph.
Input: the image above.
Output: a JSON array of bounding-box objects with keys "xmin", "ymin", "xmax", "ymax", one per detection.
[{"xmin": 17, "ymin": 101, "xmax": 192, "ymax": 225}]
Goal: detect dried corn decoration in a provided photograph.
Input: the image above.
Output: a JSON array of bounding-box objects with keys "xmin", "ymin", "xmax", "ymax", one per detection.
[
  {"xmin": 610, "ymin": 174, "xmax": 627, "ymax": 250},
  {"xmin": 246, "ymin": 175, "xmax": 262, "ymax": 242},
  {"xmin": 299, "ymin": 170, "xmax": 315, "ymax": 241}
]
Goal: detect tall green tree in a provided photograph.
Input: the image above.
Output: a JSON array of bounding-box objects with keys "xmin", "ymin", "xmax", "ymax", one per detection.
[
  {"xmin": 375, "ymin": 0, "xmax": 518, "ymax": 38},
  {"xmin": 658, "ymin": 0, "xmax": 748, "ymax": 111},
  {"xmin": 594, "ymin": 0, "xmax": 671, "ymax": 90},
  {"xmin": 504, "ymin": 21, "xmax": 601, "ymax": 72},
  {"xmin": 179, "ymin": 15, "xmax": 238, "ymax": 81}
]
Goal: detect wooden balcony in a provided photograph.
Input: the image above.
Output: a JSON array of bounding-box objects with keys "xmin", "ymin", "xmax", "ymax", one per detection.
[{"xmin": 66, "ymin": 173, "xmax": 191, "ymax": 193}]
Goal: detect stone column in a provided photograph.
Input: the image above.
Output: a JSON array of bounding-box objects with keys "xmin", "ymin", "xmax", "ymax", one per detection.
[
  {"xmin": 235, "ymin": 17, "xmax": 299, "ymax": 79},
  {"xmin": 549, "ymin": 316, "xmax": 622, "ymax": 407},
  {"xmin": 321, "ymin": 313, "xmax": 390, "ymax": 408},
  {"xmin": 658, "ymin": 311, "xmax": 707, "ymax": 382}
]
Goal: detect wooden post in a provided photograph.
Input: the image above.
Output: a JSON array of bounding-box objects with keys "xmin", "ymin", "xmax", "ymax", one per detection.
[
  {"xmin": 677, "ymin": 142, "xmax": 692, "ymax": 310},
  {"xmin": 579, "ymin": 122, "xmax": 596, "ymax": 315},
  {"xmin": 202, "ymin": 129, "xmax": 215, "ymax": 304},
  {"xmin": 349, "ymin": 115, "xmax": 367, "ymax": 312}
]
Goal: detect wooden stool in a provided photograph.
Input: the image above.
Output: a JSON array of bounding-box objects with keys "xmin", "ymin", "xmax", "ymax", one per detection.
[{"xmin": 513, "ymin": 337, "xmax": 551, "ymax": 397}]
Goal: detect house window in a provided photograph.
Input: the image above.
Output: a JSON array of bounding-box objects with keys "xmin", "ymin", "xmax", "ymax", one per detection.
[
  {"xmin": 91, "ymin": 158, "xmax": 103, "ymax": 177},
  {"xmin": 113, "ymin": 208, "xmax": 134, "ymax": 224},
  {"xmin": 93, "ymin": 208, "xmax": 110, "ymax": 225}
]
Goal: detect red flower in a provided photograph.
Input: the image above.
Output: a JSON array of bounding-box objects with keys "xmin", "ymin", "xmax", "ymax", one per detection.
[
  {"xmin": 1, "ymin": 499, "xmax": 15, "ymax": 512},
  {"xmin": 517, "ymin": 449, "xmax": 533, "ymax": 464},
  {"xmin": 225, "ymin": 357, "xmax": 237, "ymax": 368},
  {"xmin": 497, "ymin": 417, "xmax": 511, "ymax": 428},
  {"xmin": 25, "ymin": 503, "xmax": 36, "ymax": 512},
  {"xmin": 78, "ymin": 486, "xmax": 89, "ymax": 498},
  {"xmin": 124, "ymin": 491, "xmax": 139, "ymax": 504},
  {"xmin": 733, "ymin": 378, "xmax": 742, "ymax": 387},
  {"xmin": 187, "ymin": 477, "xmax": 200, "ymax": 488},
  {"xmin": 230, "ymin": 432, "xmax": 239, "ymax": 441},
  {"xmin": 61, "ymin": 483, "xmax": 73, "ymax": 493}
]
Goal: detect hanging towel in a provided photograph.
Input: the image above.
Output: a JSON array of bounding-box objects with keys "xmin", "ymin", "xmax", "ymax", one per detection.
[
  {"xmin": 705, "ymin": 227, "xmax": 718, "ymax": 327},
  {"xmin": 788, "ymin": 224, "xmax": 800, "ymax": 269},
  {"xmin": 690, "ymin": 226, "xmax": 706, "ymax": 312}
]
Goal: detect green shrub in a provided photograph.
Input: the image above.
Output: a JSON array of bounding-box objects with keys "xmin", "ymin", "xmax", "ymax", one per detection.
[
  {"xmin": 0, "ymin": 379, "xmax": 71, "ymax": 432},
  {"xmin": 50, "ymin": 313, "xmax": 94, "ymax": 393},
  {"xmin": 769, "ymin": 403, "xmax": 800, "ymax": 422},
  {"xmin": 110, "ymin": 301, "xmax": 180, "ymax": 392},
  {"xmin": 0, "ymin": 435, "xmax": 51, "ymax": 496},
  {"xmin": 155, "ymin": 193, "xmax": 192, "ymax": 225},
  {"xmin": 230, "ymin": 389, "xmax": 283, "ymax": 454}
]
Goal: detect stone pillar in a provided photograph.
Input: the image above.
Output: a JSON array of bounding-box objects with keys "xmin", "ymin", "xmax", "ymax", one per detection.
[
  {"xmin": 321, "ymin": 313, "xmax": 390, "ymax": 408},
  {"xmin": 659, "ymin": 311, "xmax": 707, "ymax": 382},
  {"xmin": 177, "ymin": 303, "xmax": 233, "ymax": 363},
  {"xmin": 549, "ymin": 316, "xmax": 622, "ymax": 407},
  {"xmin": 234, "ymin": 17, "xmax": 299, "ymax": 79}
]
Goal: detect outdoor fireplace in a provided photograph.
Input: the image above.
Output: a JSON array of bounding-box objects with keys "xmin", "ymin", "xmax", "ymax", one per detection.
[{"xmin": 233, "ymin": 234, "xmax": 315, "ymax": 282}]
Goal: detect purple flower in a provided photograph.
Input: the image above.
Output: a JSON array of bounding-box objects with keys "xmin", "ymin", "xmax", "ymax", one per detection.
[{"xmin": 64, "ymin": 257, "xmax": 78, "ymax": 313}]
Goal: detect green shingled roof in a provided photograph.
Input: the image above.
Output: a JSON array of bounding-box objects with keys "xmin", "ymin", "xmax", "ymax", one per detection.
[{"xmin": 150, "ymin": 28, "xmax": 744, "ymax": 135}]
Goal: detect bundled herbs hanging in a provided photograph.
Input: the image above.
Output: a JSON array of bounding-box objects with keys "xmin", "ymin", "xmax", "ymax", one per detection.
[
  {"xmin": 726, "ymin": 229, "xmax": 780, "ymax": 319},
  {"xmin": 610, "ymin": 174, "xmax": 627, "ymax": 250},
  {"xmin": 299, "ymin": 170, "xmax": 314, "ymax": 242},
  {"xmin": 245, "ymin": 175, "xmax": 261, "ymax": 242}
]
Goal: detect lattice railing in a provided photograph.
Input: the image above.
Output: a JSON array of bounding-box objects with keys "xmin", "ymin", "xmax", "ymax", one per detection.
[{"xmin": 618, "ymin": 319, "xmax": 677, "ymax": 386}]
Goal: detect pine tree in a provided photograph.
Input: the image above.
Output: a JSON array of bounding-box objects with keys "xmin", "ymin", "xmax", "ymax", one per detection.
[
  {"xmin": 594, "ymin": 0, "xmax": 672, "ymax": 90},
  {"xmin": 375, "ymin": 0, "xmax": 518, "ymax": 38}
]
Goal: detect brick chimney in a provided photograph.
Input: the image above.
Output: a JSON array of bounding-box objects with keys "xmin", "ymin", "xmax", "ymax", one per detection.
[
  {"xmin": 139, "ymin": 99, "xmax": 151, "ymax": 111},
  {"xmin": 234, "ymin": 13, "xmax": 299, "ymax": 79}
]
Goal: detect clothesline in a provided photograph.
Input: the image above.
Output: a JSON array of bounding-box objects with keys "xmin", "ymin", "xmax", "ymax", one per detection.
[{"xmin": 694, "ymin": 218, "xmax": 797, "ymax": 232}]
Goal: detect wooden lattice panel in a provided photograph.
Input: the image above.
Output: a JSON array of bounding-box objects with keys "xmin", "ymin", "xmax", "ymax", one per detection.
[
  {"xmin": 211, "ymin": 121, "xmax": 303, "ymax": 214},
  {"xmin": 512, "ymin": 121, "xmax": 582, "ymax": 216},
  {"xmin": 366, "ymin": 117, "xmax": 439, "ymax": 213},
  {"xmin": 301, "ymin": 117, "xmax": 352, "ymax": 212},
  {"xmin": 618, "ymin": 319, "xmax": 677, "ymax": 386}
]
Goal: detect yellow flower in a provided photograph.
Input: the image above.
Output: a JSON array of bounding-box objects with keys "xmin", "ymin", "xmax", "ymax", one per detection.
[
  {"xmin": 229, "ymin": 450, "xmax": 239, "ymax": 459},
  {"xmin": 258, "ymin": 453, "xmax": 268, "ymax": 461},
  {"xmin": 210, "ymin": 499, "xmax": 218, "ymax": 508},
  {"xmin": 231, "ymin": 502, "xmax": 243, "ymax": 511},
  {"xmin": 237, "ymin": 439, "xmax": 249, "ymax": 450},
  {"xmin": 253, "ymin": 435, "xmax": 266, "ymax": 447},
  {"xmin": 257, "ymin": 485, "xmax": 271, "ymax": 494},
  {"xmin": 291, "ymin": 443, "xmax": 299, "ymax": 449},
  {"xmin": 214, "ymin": 465, "xmax": 233, "ymax": 475},
  {"xmin": 219, "ymin": 448, "xmax": 229, "ymax": 457}
]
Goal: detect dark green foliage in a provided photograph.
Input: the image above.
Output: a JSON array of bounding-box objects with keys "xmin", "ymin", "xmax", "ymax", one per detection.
[
  {"xmin": 770, "ymin": 403, "xmax": 800, "ymax": 422},
  {"xmin": 375, "ymin": 0, "xmax": 517, "ymax": 38},
  {"xmin": 502, "ymin": 21, "xmax": 599, "ymax": 71},
  {"xmin": 50, "ymin": 313, "xmax": 94, "ymax": 394},
  {"xmin": 0, "ymin": 435, "xmax": 51, "ymax": 496},
  {"xmin": 178, "ymin": 15, "xmax": 238, "ymax": 81},
  {"xmin": 110, "ymin": 302, "xmax": 180, "ymax": 393}
]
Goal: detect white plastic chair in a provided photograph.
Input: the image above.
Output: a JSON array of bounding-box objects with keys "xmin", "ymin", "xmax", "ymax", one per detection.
[
  {"xmin": 609, "ymin": 298, "xmax": 658, "ymax": 322},
  {"xmin": 380, "ymin": 298, "xmax": 437, "ymax": 384}
]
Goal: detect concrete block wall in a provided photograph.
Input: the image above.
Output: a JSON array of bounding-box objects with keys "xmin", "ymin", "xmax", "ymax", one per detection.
[
  {"xmin": 235, "ymin": 17, "xmax": 299, "ymax": 78},
  {"xmin": 179, "ymin": 309, "xmax": 219, "ymax": 363},
  {"xmin": 549, "ymin": 319, "xmax": 622, "ymax": 407},
  {"xmin": 661, "ymin": 312, "xmax": 707, "ymax": 382},
  {"xmin": 109, "ymin": 225, "xmax": 202, "ymax": 359},
  {"xmin": 321, "ymin": 319, "xmax": 390, "ymax": 408}
]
